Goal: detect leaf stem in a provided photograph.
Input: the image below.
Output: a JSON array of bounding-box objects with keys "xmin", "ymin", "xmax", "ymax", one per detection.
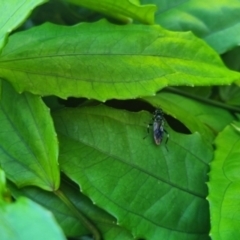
[
  {"xmin": 165, "ymin": 87, "xmax": 240, "ymax": 113},
  {"xmin": 54, "ymin": 189, "xmax": 101, "ymax": 240}
]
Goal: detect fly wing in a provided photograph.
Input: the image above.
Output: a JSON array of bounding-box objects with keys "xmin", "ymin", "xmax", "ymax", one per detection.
[{"xmin": 153, "ymin": 122, "xmax": 164, "ymax": 145}]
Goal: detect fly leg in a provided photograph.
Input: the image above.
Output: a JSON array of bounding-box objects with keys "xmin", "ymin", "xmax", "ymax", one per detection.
[
  {"xmin": 164, "ymin": 129, "xmax": 169, "ymax": 151},
  {"xmin": 143, "ymin": 123, "xmax": 152, "ymax": 139}
]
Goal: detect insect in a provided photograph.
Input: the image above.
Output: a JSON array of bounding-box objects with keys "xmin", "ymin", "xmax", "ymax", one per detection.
[{"xmin": 144, "ymin": 108, "xmax": 169, "ymax": 151}]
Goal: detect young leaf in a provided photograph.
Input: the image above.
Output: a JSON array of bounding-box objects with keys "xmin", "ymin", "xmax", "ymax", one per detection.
[
  {"xmin": 53, "ymin": 105, "xmax": 212, "ymax": 240},
  {"xmin": 0, "ymin": 80, "xmax": 60, "ymax": 191},
  {"xmin": 67, "ymin": 0, "xmax": 156, "ymax": 24},
  {"xmin": 0, "ymin": 0, "xmax": 47, "ymax": 50},
  {"xmin": 0, "ymin": 197, "xmax": 66, "ymax": 240},
  {"xmin": 0, "ymin": 20, "xmax": 239, "ymax": 101},
  {"xmin": 151, "ymin": 0, "xmax": 240, "ymax": 53},
  {"xmin": 208, "ymin": 124, "xmax": 240, "ymax": 239}
]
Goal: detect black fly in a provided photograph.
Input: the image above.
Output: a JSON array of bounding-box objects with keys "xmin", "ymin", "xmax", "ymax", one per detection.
[{"xmin": 144, "ymin": 108, "xmax": 169, "ymax": 151}]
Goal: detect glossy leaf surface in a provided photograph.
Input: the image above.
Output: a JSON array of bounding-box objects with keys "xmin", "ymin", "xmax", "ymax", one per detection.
[
  {"xmin": 0, "ymin": 197, "xmax": 65, "ymax": 240},
  {"xmin": 0, "ymin": 20, "xmax": 238, "ymax": 101},
  {"xmin": 53, "ymin": 105, "xmax": 212, "ymax": 240},
  {"xmin": 146, "ymin": 0, "xmax": 240, "ymax": 53},
  {"xmin": 8, "ymin": 181, "xmax": 134, "ymax": 239},
  {"xmin": 0, "ymin": 0, "xmax": 47, "ymax": 49},
  {"xmin": 68, "ymin": 0, "xmax": 156, "ymax": 24},
  {"xmin": 0, "ymin": 80, "xmax": 59, "ymax": 191},
  {"xmin": 208, "ymin": 124, "xmax": 240, "ymax": 240}
]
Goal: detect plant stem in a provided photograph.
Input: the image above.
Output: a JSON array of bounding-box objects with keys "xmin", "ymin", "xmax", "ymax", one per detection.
[
  {"xmin": 165, "ymin": 87, "xmax": 240, "ymax": 113},
  {"xmin": 54, "ymin": 189, "xmax": 101, "ymax": 240}
]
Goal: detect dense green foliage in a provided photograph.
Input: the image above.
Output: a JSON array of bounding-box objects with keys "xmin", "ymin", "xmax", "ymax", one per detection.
[{"xmin": 0, "ymin": 1, "xmax": 240, "ymax": 240}]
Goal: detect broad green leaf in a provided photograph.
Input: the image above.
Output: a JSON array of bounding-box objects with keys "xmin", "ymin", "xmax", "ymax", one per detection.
[
  {"xmin": 0, "ymin": 0, "xmax": 47, "ymax": 50},
  {"xmin": 0, "ymin": 20, "xmax": 239, "ymax": 101},
  {"xmin": 68, "ymin": 0, "xmax": 156, "ymax": 24},
  {"xmin": 53, "ymin": 105, "xmax": 212, "ymax": 240},
  {"xmin": 0, "ymin": 80, "xmax": 59, "ymax": 191},
  {"xmin": 8, "ymin": 181, "xmax": 134, "ymax": 240},
  {"xmin": 208, "ymin": 124, "xmax": 240, "ymax": 239},
  {"xmin": 0, "ymin": 197, "xmax": 65, "ymax": 240},
  {"xmin": 146, "ymin": 0, "xmax": 240, "ymax": 54}
]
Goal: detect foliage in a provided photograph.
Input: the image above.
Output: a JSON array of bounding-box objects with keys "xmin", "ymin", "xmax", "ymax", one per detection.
[{"xmin": 0, "ymin": 0, "xmax": 240, "ymax": 240}]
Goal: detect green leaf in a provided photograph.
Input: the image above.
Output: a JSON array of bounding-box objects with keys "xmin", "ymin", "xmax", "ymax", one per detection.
[
  {"xmin": 174, "ymin": 86, "xmax": 212, "ymax": 99},
  {"xmin": 143, "ymin": 92, "xmax": 234, "ymax": 143},
  {"xmin": 67, "ymin": 0, "xmax": 156, "ymax": 24},
  {"xmin": 208, "ymin": 123, "xmax": 240, "ymax": 239},
  {"xmin": 0, "ymin": 80, "xmax": 59, "ymax": 191},
  {"xmin": 222, "ymin": 46, "xmax": 240, "ymax": 72},
  {"xmin": 53, "ymin": 105, "xmax": 212, "ymax": 240},
  {"xmin": 0, "ymin": 20, "xmax": 239, "ymax": 101},
  {"xmin": 0, "ymin": 169, "xmax": 11, "ymax": 203},
  {"xmin": 231, "ymin": 122, "xmax": 240, "ymax": 132},
  {"xmin": 219, "ymin": 84, "xmax": 240, "ymax": 106},
  {"xmin": 0, "ymin": 197, "xmax": 66, "ymax": 240},
  {"xmin": 0, "ymin": 169, "xmax": 6, "ymax": 200},
  {"xmin": 0, "ymin": 0, "xmax": 47, "ymax": 50},
  {"xmin": 149, "ymin": 0, "xmax": 240, "ymax": 54},
  {"xmin": 8, "ymin": 181, "xmax": 134, "ymax": 239}
]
